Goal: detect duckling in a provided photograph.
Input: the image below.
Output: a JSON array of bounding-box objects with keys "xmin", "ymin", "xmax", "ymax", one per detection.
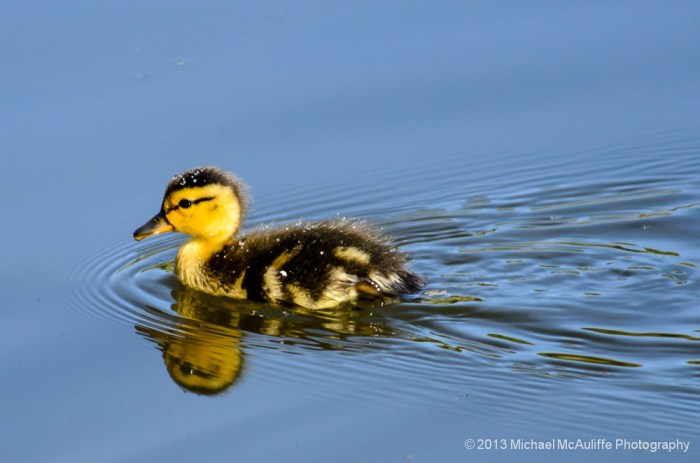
[{"xmin": 134, "ymin": 166, "xmax": 423, "ymax": 309}]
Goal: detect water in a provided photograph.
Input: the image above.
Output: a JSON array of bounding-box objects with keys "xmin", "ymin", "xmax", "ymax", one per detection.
[{"xmin": 2, "ymin": 1, "xmax": 700, "ymax": 462}]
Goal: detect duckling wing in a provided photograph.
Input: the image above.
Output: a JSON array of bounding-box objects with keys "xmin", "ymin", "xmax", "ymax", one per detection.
[{"xmin": 212, "ymin": 219, "xmax": 422, "ymax": 308}]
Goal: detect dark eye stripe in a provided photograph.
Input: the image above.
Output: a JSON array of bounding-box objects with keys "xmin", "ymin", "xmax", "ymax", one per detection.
[
  {"xmin": 165, "ymin": 196, "xmax": 215, "ymax": 213},
  {"xmin": 193, "ymin": 196, "xmax": 215, "ymax": 205}
]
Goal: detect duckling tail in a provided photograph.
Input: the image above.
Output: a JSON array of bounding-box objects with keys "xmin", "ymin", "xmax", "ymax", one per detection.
[
  {"xmin": 398, "ymin": 270, "xmax": 425, "ymax": 294},
  {"xmin": 364, "ymin": 270, "xmax": 424, "ymax": 297}
]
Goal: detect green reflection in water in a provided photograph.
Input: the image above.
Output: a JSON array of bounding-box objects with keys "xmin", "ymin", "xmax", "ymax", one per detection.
[
  {"xmin": 460, "ymin": 240, "xmax": 681, "ymax": 257},
  {"xmin": 117, "ymin": 239, "xmax": 180, "ymax": 273},
  {"xmin": 529, "ymin": 189, "xmax": 680, "ymax": 212},
  {"xmin": 421, "ymin": 295, "xmax": 484, "ymax": 304},
  {"xmin": 488, "ymin": 333, "xmax": 534, "ymax": 345},
  {"xmin": 142, "ymin": 260, "xmax": 175, "ymax": 273},
  {"xmin": 538, "ymin": 352, "xmax": 642, "ymax": 368},
  {"xmin": 583, "ymin": 327, "xmax": 700, "ymax": 341}
]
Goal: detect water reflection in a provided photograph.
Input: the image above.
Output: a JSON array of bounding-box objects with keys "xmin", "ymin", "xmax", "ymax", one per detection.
[
  {"xmin": 136, "ymin": 292, "xmax": 245, "ymax": 395},
  {"xmin": 65, "ymin": 155, "xmax": 700, "ymax": 400},
  {"xmin": 135, "ymin": 288, "xmax": 400, "ymax": 394}
]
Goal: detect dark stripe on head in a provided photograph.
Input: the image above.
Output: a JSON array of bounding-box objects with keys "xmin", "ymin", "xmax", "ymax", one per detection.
[
  {"xmin": 164, "ymin": 196, "xmax": 215, "ymax": 214},
  {"xmin": 166, "ymin": 166, "xmax": 238, "ymax": 193}
]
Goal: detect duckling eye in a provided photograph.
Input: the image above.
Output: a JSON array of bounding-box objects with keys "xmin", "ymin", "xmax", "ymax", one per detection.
[{"xmin": 178, "ymin": 199, "xmax": 192, "ymax": 209}]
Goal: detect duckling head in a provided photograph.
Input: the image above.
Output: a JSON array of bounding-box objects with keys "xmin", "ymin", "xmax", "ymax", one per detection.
[{"xmin": 134, "ymin": 166, "xmax": 248, "ymax": 243}]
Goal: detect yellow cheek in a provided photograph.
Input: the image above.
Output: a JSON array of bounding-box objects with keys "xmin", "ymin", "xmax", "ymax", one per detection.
[
  {"xmin": 163, "ymin": 185, "xmax": 242, "ymax": 240},
  {"xmin": 193, "ymin": 212, "xmax": 216, "ymax": 236},
  {"xmin": 166, "ymin": 204, "xmax": 227, "ymax": 237},
  {"xmin": 164, "ymin": 210, "xmax": 188, "ymax": 232}
]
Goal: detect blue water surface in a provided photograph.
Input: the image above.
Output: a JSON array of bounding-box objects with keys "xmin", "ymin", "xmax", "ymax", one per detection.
[{"xmin": 2, "ymin": 1, "xmax": 700, "ymax": 462}]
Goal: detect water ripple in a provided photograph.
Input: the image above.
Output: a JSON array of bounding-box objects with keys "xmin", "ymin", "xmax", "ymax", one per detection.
[{"xmin": 63, "ymin": 130, "xmax": 700, "ymax": 398}]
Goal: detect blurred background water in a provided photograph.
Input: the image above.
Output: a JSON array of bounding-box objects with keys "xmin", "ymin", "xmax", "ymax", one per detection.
[{"xmin": 2, "ymin": 1, "xmax": 699, "ymax": 462}]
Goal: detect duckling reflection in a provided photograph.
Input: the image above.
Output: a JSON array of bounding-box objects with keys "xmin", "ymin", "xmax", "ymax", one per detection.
[
  {"xmin": 136, "ymin": 287, "xmax": 400, "ymax": 395},
  {"xmin": 136, "ymin": 290, "xmax": 245, "ymax": 395}
]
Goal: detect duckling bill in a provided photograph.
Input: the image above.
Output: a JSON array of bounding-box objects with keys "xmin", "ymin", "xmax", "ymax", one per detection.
[{"xmin": 134, "ymin": 166, "xmax": 423, "ymax": 309}]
